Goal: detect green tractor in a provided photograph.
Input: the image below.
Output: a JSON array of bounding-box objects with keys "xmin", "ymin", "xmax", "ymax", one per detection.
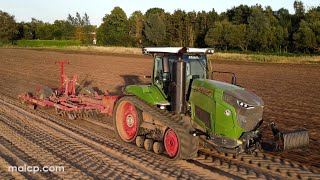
[{"xmin": 113, "ymin": 47, "xmax": 309, "ymax": 159}]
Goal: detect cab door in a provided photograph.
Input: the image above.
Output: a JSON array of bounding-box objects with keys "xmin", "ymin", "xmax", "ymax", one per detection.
[{"xmin": 152, "ymin": 55, "xmax": 170, "ymax": 98}]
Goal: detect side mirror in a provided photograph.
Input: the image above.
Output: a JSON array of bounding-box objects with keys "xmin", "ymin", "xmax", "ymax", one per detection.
[{"xmin": 212, "ymin": 71, "xmax": 237, "ymax": 86}]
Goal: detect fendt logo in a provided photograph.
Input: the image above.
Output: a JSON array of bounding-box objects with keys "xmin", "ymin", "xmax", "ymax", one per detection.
[{"xmin": 193, "ymin": 87, "xmax": 212, "ymax": 95}]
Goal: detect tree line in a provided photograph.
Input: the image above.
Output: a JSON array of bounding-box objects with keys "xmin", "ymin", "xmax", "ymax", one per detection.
[
  {"xmin": 0, "ymin": 1, "xmax": 319, "ymax": 54},
  {"xmin": 0, "ymin": 12, "xmax": 95, "ymax": 44}
]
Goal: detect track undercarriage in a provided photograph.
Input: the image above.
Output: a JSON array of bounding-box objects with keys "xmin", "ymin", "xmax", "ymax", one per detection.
[{"xmin": 113, "ymin": 96, "xmax": 199, "ymax": 159}]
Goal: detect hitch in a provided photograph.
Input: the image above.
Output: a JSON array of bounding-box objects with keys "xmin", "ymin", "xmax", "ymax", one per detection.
[{"xmin": 260, "ymin": 122, "xmax": 309, "ymax": 152}]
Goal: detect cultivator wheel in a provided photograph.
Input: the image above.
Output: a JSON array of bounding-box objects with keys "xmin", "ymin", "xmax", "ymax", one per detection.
[{"xmin": 113, "ymin": 99, "xmax": 140, "ymax": 143}]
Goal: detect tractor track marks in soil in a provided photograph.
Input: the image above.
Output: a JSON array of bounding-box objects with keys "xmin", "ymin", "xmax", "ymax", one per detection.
[
  {"xmin": 196, "ymin": 149, "xmax": 320, "ymax": 180},
  {"xmin": 0, "ymin": 95, "xmax": 229, "ymax": 179}
]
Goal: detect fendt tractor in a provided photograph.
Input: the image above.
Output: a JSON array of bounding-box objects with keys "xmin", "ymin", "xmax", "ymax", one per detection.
[
  {"xmin": 19, "ymin": 47, "xmax": 309, "ymax": 160},
  {"xmin": 113, "ymin": 47, "xmax": 309, "ymax": 159}
]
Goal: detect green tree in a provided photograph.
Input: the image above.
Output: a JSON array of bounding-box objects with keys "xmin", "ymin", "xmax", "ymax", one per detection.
[
  {"xmin": 274, "ymin": 8, "xmax": 291, "ymax": 52},
  {"xmin": 128, "ymin": 11, "xmax": 144, "ymax": 46},
  {"xmin": 305, "ymin": 7, "xmax": 320, "ymax": 52},
  {"xmin": 205, "ymin": 22, "xmax": 226, "ymax": 48},
  {"xmin": 294, "ymin": 1, "xmax": 305, "ymax": 18},
  {"xmin": 36, "ymin": 23, "xmax": 54, "ymax": 40},
  {"xmin": 97, "ymin": 7, "xmax": 129, "ymax": 46},
  {"xmin": 144, "ymin": 13, "xmax": 166, "ymax": 46},
  {"xmin": 0, "ymin": 11, "xmax": 17, "ymax": 44},
  {"xmin": 52, "ymin": 20, "xmax": 75, "ymax": 40},
  {"xmin": 195, "ymin": 11, "xmax": 208, "ymax": 47},
  {"xmin": 171, "ymin": 9, "xmax": 187, "ymax": 46},
  {"xmin": 293, "ymin": 20, "xmax": 317, "ymax": 53},
  {"xmin": 247, "ymin": 6, "xmax": 271, "ymax": 51},
  {"xmin": 226, "ymin": 5, "xmax": 251, "ymax": 24},
  {"xmin": 225, "ymin": 24, "xmax": 249, "ymax": 51},
  {"xmin": 145, "ymin": 8, "xmax": 165, "ymax": 18},
  {"xmin": 67, "ymin": 12, "xmax": 93, "ymax": 43},
  {"xmin": 186, "ymin": 11, "xmax": 197, "ymax": 47},
  {"xmin": 206, "ymin": 9, "xmax": 219, "ymax": 29}
]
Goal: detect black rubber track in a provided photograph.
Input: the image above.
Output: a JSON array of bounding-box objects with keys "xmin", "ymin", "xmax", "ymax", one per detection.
[{"xmin": 114, "ymin": 96, "xmax": 199, "ymax": 160}]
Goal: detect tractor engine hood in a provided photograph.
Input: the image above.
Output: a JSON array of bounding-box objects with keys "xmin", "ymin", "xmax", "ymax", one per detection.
[
  {"xmin": 223, "ymin": 89, "xmax": 264, "ymax": 132},
  {"xmin": 191, "ymin": 79, "xmax": 264, "ymax": 132}
]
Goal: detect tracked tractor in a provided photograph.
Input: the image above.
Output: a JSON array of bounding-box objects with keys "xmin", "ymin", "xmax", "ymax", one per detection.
[{"xmin": 113, "ymin": 47, "xmax": 309, "ymax": 159}]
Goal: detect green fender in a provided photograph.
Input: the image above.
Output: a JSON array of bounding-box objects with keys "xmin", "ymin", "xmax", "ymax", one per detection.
[{"xmin": 124, "ymin": 85, "xmax": 169, "ymax": 105}]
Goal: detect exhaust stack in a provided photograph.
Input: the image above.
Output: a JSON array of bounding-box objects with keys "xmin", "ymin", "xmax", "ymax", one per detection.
[{"xmin": 171, "ymin": 59, "xmax": 186, "ymax": 114}]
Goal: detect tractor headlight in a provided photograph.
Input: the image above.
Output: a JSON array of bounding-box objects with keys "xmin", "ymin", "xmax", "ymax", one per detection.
[{"xmin": 237, "ymin": 100, "xmax": 254, "ymax": 109}]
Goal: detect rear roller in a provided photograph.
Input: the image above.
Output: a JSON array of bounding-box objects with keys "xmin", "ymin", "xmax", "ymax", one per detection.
[
  {"xmin": 113, "ymin": 98, "xmax": 140, "ymax": 143},
  {"xmin": 277, "ymin": 129, "xmax": 309, "ymax": 151}
]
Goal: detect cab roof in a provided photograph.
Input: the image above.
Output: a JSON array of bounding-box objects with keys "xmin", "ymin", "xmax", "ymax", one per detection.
[{"xmin": 142, "ymin": 47, "xmax": 214, "ymax": 55}]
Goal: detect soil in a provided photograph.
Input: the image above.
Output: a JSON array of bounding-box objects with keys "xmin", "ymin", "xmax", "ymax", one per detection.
[{"xmin": 0, "ymin": 48, "xmax": 319, "ymax": 175}]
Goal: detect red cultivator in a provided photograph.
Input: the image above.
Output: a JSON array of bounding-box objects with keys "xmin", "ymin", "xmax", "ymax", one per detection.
[{"xmin": 18, "ymin": 60, "xmax": 120, "ymax": 120}]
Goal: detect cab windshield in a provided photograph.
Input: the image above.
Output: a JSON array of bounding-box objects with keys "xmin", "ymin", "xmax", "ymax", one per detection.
[{"xmin": 168, "ymin": 54, "xmax": 208, "ymax": 79}]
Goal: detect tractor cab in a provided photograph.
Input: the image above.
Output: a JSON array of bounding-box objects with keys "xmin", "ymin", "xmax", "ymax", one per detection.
[{"xmin": 144, "ymin": 47, "xmax": 214, "ymax": 99}]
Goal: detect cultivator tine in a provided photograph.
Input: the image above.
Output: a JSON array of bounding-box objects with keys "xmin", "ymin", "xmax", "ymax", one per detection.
[
  {"xmin": 78, "ymin": 110, "xmax": 84, "ymax": 118},
  {"xmin": 84, "ymin": 111, "xmax": 90, "ymax": 118}
]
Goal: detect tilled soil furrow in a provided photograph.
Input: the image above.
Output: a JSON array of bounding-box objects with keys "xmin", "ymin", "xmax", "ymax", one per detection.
[
  {"xmin": 197, "ymin": 148, "xmax": 320, "ymax": 180},
  {"xmin": 0, "ymin": 152, "xmax": 27, "ymax": 180},
  {"xmin": 0, "ymin": 111, "xmax": 153, "ymax": 179},
  {"xmin": 0, "ymin": 135, "xmax": 61, "ymax": 180},
  {"xmin": 0, "ymin": 95, "xmax": 229, "ymax": 179},
  {"xmin": 0, "ymin": 120, "xmax": 91, "ymax": 179}
]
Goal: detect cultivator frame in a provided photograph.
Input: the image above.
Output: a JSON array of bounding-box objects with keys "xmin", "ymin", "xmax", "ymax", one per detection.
[{"xmin": 18, "ymin": 60, "xmax": 120, "ymax": 120}]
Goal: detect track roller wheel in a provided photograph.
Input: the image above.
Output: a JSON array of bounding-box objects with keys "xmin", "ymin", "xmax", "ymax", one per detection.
[
  {"xmin": 153, "ymin": 142, "xmax": 164, "ymax": 154},
  {"xmin": 144, "ymin": 139, "xmax": 154, "ymax": 151},
  {"xmin": 113, "ymin": 98, "xmax": 140, "ymax": 143},
  {"xmin": 164, "ymin": 129, "xmax": 179, "ymax": 158},
  {"xmin": 136, "ymin": 136, "xmax": 145, "ymax": 148}
]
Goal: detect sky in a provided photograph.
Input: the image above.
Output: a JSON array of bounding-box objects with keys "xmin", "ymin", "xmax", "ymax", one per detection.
[{"xmin": 0, "ymin": 0, "xmax": 319, "ymax": 26}]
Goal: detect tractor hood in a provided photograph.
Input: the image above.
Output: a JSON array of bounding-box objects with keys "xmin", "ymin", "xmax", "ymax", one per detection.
[
  {"xmin": 191, "ymin": 79, "xmax": 264, "ymax": 132},
  {"xmin": 191, "ymin": 79, "xmax": 243, "ymax": 96}
]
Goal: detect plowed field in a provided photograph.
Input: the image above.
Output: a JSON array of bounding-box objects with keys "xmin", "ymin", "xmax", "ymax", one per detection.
[{"xmin": 0, "ymin": 48, "xmax": 319, "ymax": 178}]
